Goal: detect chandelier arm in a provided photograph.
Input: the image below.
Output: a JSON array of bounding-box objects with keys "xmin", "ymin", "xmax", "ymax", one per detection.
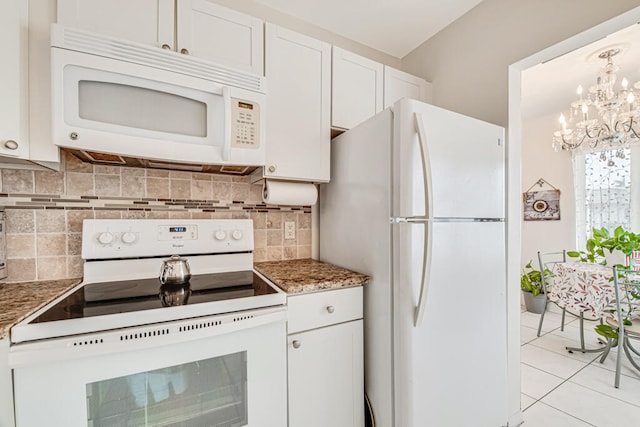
[{"xmin": 561, "ymin": 133, "xmax": 584, "ymax": 150}]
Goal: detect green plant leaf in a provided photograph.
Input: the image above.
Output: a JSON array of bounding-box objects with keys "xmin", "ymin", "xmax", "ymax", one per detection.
[{"xmin": 594, "ymin": 324, "xmax": 618, "ymax": 339}]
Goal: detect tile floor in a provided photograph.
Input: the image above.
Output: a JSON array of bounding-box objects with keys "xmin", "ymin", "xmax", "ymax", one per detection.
[{"xmin": 520, "ymin": 306, "xmax": 640, "ymax": 426}]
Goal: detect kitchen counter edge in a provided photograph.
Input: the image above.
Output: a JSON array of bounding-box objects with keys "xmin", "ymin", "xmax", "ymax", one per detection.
[
  {"xmin": 254, "ymin": 258, "xmax": 370, "ymax": 294},
  {"xmin": 0, "ymin": 279, "xmax": 83, "ymax": 340}
]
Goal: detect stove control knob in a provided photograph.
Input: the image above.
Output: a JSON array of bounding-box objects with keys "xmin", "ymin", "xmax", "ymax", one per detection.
[
  {"xmin": 214, "ymin": 230, "xmax": 227, "ymax": 241},
  {"xmin": 97, "ymin": 232, "xmax": 115, "ymax": 245},
  {"xmin": 231, "ymin": 230, "xmax": 243, "ymax": 240},
  {"xmin": 121, "ymin": 232, "xmax": 137, "ymax": 244}
]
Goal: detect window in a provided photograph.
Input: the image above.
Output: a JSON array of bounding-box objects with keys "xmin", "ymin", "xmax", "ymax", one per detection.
[{"xmin": 574, "ymin": 146, "xmax": 640, "ymax": 247}]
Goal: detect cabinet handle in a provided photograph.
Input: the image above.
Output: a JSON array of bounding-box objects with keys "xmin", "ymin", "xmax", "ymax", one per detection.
[
  {"xmin": 326, "ymin": 305, "xmax": 335, "ymax": 314},
  {"xmin": 161, "ymin": 44, "xmax": 172, "ymax": 50},
  {"xmin": 268, "ymin": 165, "xmax": 276, "ymax": 173},
  {"xmin": 292, "ymin": 340, "xmax": 301, "ymax": 349},
  {"xmin": 3, "ymin": 140, "xmax": 18, "ymax": 150},
  {"xmin": 180, "ymin": 48, "xmax": 190, "ymax": 55}
]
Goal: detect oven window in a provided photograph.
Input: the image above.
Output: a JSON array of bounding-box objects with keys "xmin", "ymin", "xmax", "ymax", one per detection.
[
  {"xmin": 86, "ymin": 351, "xmax": 247, "ymax": 426},
  {"xmin": 78, "ymin": 80, "xmax": 207, "ymax": 137}
]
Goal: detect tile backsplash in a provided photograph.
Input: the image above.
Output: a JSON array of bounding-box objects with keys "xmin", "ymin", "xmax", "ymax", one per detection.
[{"xmin": 0, "ymin": 152, "xmax": 312, "ymax": 283}]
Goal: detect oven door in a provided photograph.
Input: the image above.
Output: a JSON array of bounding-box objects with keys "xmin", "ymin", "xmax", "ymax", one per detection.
[{"xmin": 10, "ymin": 307, "xmax": 286, "ymax": 427}]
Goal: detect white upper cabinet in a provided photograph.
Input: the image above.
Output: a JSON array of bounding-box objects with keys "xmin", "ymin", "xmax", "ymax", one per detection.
[
  {"xmin": 57, "ymin": 0, "xmax": 175, "ymax": 49},
  {"xmin": 332, "ymin": 47, "xmax": 384, "ymax": 130},
  {"xmin": 265, "ymin": 24, "xmax": 331, "ymax": 182},
  {"xmin": 57, "ymin": 0, "xmax": 263, "ymax": 74},
  {"xmin": 0, "ymin": 0, "xmax": 30, "ymax": 159},
  {"xmin": 383, "ymin": 65, "xmax": 432, "ymax": 108},
  {"xmin": 176, "ymin": 0, "xmax": 264, "ymax": 74}
]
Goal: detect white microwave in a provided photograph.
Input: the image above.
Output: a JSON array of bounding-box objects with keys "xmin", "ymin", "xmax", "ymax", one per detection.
[{"xmin": 50, "ymin": 24, "xmax": 266, "ymax": 169}]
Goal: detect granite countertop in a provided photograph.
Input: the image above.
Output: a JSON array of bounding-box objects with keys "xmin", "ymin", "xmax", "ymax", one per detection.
[
  {"xmin": 254, "ymin": 258, "xmax": 370, "ymax": 294},
  {"xmin": 0, "ymin": 259, "xmax": 368, "ymax": 340},
  {"xmin": 0, "ymin": 278, "xmax": 82, "ymax": 340}
]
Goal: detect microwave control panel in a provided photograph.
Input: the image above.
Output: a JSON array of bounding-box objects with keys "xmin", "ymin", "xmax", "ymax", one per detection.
[{"xmin": 231, "ymin": 98, "xmax": 260, "ymax": 149}]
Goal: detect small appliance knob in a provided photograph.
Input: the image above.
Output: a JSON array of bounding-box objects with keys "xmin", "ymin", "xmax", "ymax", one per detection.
[
  {"xmin": 231, "ymin": 230, "xmax": 243, "ymax": 240},
  {"xmin": 4, "ymin": 140, "xmax": 18, "ymax": 150},
  {"xmin": 97, "ymin": 232, "xmax": 115, "ymax": 245},
  {"xmin": 121, "ymin": 232, "xmax": 137, "ymax": 244},
  {"xmin": 214, "ymin": 230, "xmax": 227, "ymax": 241}
]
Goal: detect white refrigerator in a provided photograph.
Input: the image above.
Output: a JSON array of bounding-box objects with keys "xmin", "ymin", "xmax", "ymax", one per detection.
[{"xmin": 320, "ymin": 98, "xmax": 508, "ymax": 427}]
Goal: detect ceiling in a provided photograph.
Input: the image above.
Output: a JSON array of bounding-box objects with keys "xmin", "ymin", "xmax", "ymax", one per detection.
[
  {"xmin": 522, "ymin": 22, "xmax": 640, "ymax": 120},
  {"xmin": 253, "ymin": 0, "xmax": 484, "ymax": 58}
]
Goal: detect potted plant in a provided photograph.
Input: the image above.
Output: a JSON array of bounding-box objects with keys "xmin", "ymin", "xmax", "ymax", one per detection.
[
  {"xmin": 567, "ymin": 226, "xmax": 640, "ymax": 339},
  {"xmin": 567, "ymin": 226, "xmax": 640, "ymax": 268},
  {"xmin": 521, "ymin": 261, "xmax": 553, "ymax": 314}
]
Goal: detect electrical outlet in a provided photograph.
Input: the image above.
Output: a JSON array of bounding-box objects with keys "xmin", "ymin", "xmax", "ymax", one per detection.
[{"xmin": 284, "ymin": 221, "xmax": 296, "ymax": 240}]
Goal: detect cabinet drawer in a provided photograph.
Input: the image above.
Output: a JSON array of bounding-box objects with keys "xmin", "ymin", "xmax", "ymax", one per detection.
[{"xmin": 287, "ymin": 286, "xmax": 362, "ymax": 334}]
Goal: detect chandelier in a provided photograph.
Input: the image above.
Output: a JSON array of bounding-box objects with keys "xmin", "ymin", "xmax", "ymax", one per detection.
[{"xmin": 552, "ymin": 47, "xmax": 640, "ymax": 151}]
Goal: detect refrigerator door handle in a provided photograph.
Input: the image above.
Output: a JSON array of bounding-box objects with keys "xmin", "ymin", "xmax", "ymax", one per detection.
[
  {"xmin": 413, "ymin": 112, "xmax": 433, "ymax": 327},
  {"xmin": 414, "ymin": 219, "xmax": 433, "ymax": 326}
]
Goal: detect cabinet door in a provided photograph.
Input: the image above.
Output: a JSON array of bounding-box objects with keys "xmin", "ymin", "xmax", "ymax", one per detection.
[
  {"xmin": 57, "ymin": 0, "xmax": 175, "ymax": 49},
  {"xmin": 0, "ymin": 0, "xmax": 29, "ymax": 159},
  {"xmin": 332, "ymin": 47, "xmax": 384, "ymax": 130},
  {"xmin": 383, "ymin": 66, "xmax": 432, "ymax": 108},
  {"xmin": 265, "ymin": 24, "xmax": 331, "ymax": 182},
  {"xmin": 176, "ymin": 0, "xmax": 264, "ymax": 74},
  {"xmin": 288, "ymin": 320, "xmax": 364, "ymax": 427}
]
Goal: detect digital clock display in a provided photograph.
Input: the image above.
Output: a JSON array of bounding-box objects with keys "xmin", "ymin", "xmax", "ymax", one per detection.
[
  {"xmin": 238, "ymin": 101, "xmax": 254, "ymax": 110},
  {"xmin": 169, "ymin": 227, "xmax": 187, "ymax": 233}
]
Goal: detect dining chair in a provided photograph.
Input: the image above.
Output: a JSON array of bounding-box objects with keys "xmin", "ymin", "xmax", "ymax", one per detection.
[
  {"xmin": 605, "ymin": 266, "xmax": 640, "ymax": 388},
  {"xmin": 537, "ymin": 250, "xmax": 607, "ymax": 354},
  {"xmin": 536, "ymin": 250, "xmax": 567, "ymax": 337}
]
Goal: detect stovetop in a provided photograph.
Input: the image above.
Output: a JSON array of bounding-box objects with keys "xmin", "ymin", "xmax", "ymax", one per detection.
[
  {"xmin": 30, "ymin": 271, "xmax": 277, "ymax": 324},
  {"xmin": 10, "ymin": 219, "xmax": 286, "ymax": 344}
]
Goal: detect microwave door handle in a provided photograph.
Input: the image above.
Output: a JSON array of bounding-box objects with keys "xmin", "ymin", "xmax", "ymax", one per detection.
[{"xmin": 222, "ymin": 86, "xmax": 231, "ymax": 162}]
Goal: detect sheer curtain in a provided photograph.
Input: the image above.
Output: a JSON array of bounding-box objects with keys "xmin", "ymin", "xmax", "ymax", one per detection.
[{"xmin": 573, "ymin": 146, "xmax": 640, "ymax": 249}]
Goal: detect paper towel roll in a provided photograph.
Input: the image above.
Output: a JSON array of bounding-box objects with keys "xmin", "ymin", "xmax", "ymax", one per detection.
[{"xmin": 262, "ymin": 180, "xmax": 318, "ymax": 206}]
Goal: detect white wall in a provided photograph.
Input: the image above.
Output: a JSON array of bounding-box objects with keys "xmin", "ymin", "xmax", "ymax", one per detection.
[
  {"xmin": 521, "ymin": 114, "xmax": 575, "ymax": 269},
  {"xmin": 401, "ymin": 0, "xmax": 640, "ymax": 127},
  {"xmin": 209, "ymin": 0, "xmax": 401, "ymax": 68}
]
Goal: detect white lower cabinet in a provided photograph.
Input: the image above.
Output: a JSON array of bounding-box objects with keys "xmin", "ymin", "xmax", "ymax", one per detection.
[{"xmin": 286, "ymin": 287, "xmax": 364, "ymax": 427}]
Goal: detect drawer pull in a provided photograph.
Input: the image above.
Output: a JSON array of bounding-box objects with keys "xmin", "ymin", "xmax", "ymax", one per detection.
[
  {"xmin": 326, "ymin": 305, "xmax": 335, "ymax": 314},
  {"xmin": 292, "ymin": 340, "xmax": 301, "ymax": 349}
]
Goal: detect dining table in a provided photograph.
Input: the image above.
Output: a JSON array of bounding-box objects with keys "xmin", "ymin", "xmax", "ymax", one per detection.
[
  {"xmin": 548, "ymin": 261, "xmax": 616, "ymax": 321},
  {"xmin": 546, "ymin": 261, "xmax": 617, "ymax": 353}
]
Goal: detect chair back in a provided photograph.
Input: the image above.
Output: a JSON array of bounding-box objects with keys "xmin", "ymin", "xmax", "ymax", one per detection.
[
  {"xmin": 537, "ymin": 250, "xmax": 567, "ymax": 297},
  {"xmin": 611, "ymin": 266, "xmax": 640, "ymax": 339}
]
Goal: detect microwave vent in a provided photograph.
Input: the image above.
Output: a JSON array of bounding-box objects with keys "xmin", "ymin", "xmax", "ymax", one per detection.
[
  {"xmin": 220, "ymin": 165, "xmax": 252, "ymax": 175},
  {"xmin": 82, "ymin": 151, "xmax": 126, "ymax": 165},
  {"xmin": 52, "ymin": 25, "xmax": 266, "ymax": 93},
  {"xmin": 63, "ymin": 149, "xmax": 260, "ymax": 176},
  {"xmin": 146, "ymin": 161, "xmax": 204, "ymax": 172}
]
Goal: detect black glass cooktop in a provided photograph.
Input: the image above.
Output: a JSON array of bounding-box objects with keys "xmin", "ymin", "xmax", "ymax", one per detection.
[{"xmin": 31, "ymin": 271, "xmax": 277, "ymax": 324}]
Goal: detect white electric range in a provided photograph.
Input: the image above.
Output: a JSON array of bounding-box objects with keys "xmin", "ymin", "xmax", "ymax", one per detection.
[{"xmin": 9, "ymin": 218, "xmax": 287, "ymax": 427}]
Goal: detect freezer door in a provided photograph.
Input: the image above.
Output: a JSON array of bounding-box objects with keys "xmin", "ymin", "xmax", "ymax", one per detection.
[
  {"xmin": 393, "ymin": 220, "xmax": 507, "ymax": 427},
  {"xmin": 393, "ymin": 99, "xmax": 505, "ymax": 219}
]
